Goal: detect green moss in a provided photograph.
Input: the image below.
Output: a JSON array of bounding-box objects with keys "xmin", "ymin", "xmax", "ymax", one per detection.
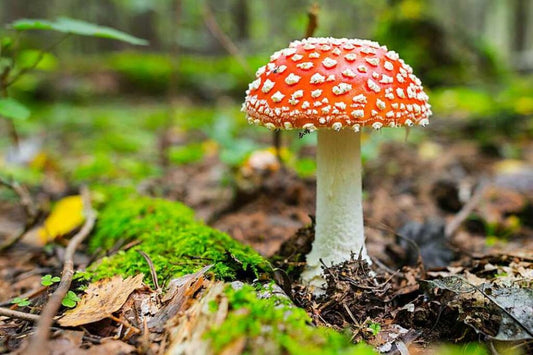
[
  {"xmin": 168, "ymin": 143, "xmax": 205, "ymax": 166},
  {"xmin": 86, "ymin": 191, "xmax": 269, "ymax": 285},
  {"xmin": 207, "ymin": 284, "xmax": 376, "ymax": 355}
]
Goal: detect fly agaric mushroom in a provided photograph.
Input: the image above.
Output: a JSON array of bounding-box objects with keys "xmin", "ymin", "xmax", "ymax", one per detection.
[{"xmin": 242, "ymin": 37, "xmax": 431, "ymax": 288}]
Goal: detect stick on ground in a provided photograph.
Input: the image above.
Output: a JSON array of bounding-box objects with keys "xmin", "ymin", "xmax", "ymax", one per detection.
[
  {"xmin": 24, "ymin": 186, "xmax": 96, "ymax": 355},
  {"xmin": 0, "ymin": 307, "xmax": 41, "ymax": 323}
]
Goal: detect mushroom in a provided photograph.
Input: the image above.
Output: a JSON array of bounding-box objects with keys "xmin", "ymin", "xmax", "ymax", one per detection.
[{"xmin": 242, "ymin": 37, "xmax": 431, "ymax": 289}]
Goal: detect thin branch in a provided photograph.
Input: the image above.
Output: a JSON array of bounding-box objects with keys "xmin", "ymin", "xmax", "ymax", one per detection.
[
  {"xmin": 0, "ymin": 307, "xmax": 41, "ymax": 322},
  {"xmin": 0, "ymin": 177, "xmax": 40, "ymax": 252},
  {"xmin": 202, "ymin": 2, "xmax": 253, "ymax": 75},
  {"xmin": 0, "ymin": 177, "xmax": 36, "ymax": 217},
  {"xmin": 445, "ymin": 180, "xmax": 488, "ymax": 238},
  {"xmin": 108, "ymin": 314, "xmax": 141, "ymax": 335},
  {"xmin": 25, "ymin": 186, "xmax": 96, "ymax": 355},
  {"xmin": 304, "ymin": 3, "xmax": 320, "ymax": 38}
]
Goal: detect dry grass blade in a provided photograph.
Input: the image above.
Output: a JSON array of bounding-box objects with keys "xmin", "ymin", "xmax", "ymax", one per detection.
[{"xmin": 137, "ymin": 250, "xmax": 160, "ymax": 292}]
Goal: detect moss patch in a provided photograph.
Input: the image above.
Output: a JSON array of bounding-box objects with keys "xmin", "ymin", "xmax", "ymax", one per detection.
[
  {"xmin": 85, "ymin": 190, "xmax": 269, "ymax": 285},
  {"xmin": 207, "ymin": 284, "xmax": 375, "ymax": 355}
]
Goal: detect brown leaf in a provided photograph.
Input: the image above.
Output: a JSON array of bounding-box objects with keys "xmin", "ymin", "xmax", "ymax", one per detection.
[
  {"xmin": 58, "ymin": 274, "xmax": 144, "ymax": 327},
  {"xmin": 52, "ymin": 339, "xmax": 136, "ymax": 355},
  {"xmin": 83, "ymin": 339, "xmax": 136, "ymax": 355},
  {"xmin": 48, "ymin": 330, "xmax": 84, "ymax": 355}
]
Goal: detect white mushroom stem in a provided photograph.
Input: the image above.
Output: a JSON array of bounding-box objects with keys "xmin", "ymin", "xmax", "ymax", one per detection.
[{"xmin": 301, "ymin": 129, "xmax": 368, "ymax": 289}]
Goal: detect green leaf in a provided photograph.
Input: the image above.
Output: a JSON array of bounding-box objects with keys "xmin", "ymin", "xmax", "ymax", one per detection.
[
  {"xmin": 368, "ymin": 322, "xmax": 381, "ymax": 336},
  {"xmin": 10, "ymin": 17, "xmax": 148, "ymax": 46},
  {"xmin": 0, "ymin": 97, "xmax": 31, "ymax": 121},
  {"xmin": 17, "ymin": 50, "xmax": 57, "ymax": 71},
  {"xmin": 11, "ymin": 297, "xmax": 31, "ymax": 307},
  {"xmin": 41, "ymin": 274, "xmax": 61, "ymax": 286},
  {"xmin": 62, "ymin": 290, "xmax": 81, "ymax": 308},
  {"xmin": 1, "ymin": 36, "xmax": 14, "ymax": 49}
]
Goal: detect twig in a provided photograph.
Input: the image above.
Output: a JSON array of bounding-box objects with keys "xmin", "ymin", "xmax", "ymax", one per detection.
[
  {"xmin": 108, "ymin": 314, "xmax": 141, "ymax": 336},
  {"xmin": 0, "ymin": 177, "xmax": 40, "ymax": 252},
  {"xmin": 445, "ymin": 180, "xmax": 488, "ymax": 238},
  {"xmin": 0, "ymin": 177, "xmax": 37, "ymax": 217},
  {"xmin": 6, "ymin": 120, "xmax": 20, "ymax": 146},
  {"xmin": 304, "ymin": 3, "xmax": 320, "ymax": 38},
  {"xmin": 0, "ymin": 307, "xmax": 41, "ymax": 322},
  {"xmin": 137, "ymin": 250, "xmax": 161, "ymax": 292},
  {"xmin": 342, "ymin": 302, "xmax": 358, "ymax": 325},
  {"xmin": 202, "ymin": 2, "xmax": 252, "ymax": 75},
  {"xmin": 25, "ymin": 186, "xmax": 96, "ymax": 355}
]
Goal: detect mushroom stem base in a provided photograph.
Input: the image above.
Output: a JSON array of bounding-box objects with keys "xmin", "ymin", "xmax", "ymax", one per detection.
[{"xmin": 301, "ymin": 129, "xmax": 368, "ymax": 289}]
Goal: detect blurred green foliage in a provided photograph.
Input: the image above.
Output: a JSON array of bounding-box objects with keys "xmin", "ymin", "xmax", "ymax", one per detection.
[
  {"xmin": 168, "ymin": 142, "xmax": 205, "ymax": 165},
  {"xmin": 374, "ymin": 0, "xmax": 506, "ymax": 88},
  {"xmin": 431, "ymin": 77, "xmax": 533, "ymax": 143}
]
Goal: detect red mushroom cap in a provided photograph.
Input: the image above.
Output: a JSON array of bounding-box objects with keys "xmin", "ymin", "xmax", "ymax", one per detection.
[{"xmin": 243, "ymin": 37, "xmax": 431, "ymax": 131}]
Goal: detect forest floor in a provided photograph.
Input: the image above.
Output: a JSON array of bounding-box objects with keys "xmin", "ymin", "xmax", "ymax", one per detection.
[{"xmin": 0, "ymin": 96, "xmax": 532, "ymax": 354}]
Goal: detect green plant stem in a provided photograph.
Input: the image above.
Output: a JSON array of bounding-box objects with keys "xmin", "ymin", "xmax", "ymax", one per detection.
[
  {"xmin": 4, "ymin": 33, "xmax": 70, "ymax": 88},
  {"xmin": 0, "ymin": 80, "xmax": 20, "ymax": 147}
]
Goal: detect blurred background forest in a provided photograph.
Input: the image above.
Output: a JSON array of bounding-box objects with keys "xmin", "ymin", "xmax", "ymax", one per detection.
[{"xmin": 2, "ymin": 0, "xmax": 533, "ymax": 98}]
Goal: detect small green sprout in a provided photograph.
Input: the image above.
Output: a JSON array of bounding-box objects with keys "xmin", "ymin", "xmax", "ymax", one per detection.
[
  {"xmin": 61, "ymin": 291, "xmax": 81, "ymax": 308},
  {"xmin": 41, "ymin": 274, "xmax": 61, "ymax": 286},
  {"xmin": 11, "ymin": 297, "xmax": 31, "ymax": 307},
  {"xmin": 368, "ymin": 322, "xmax": 381, "ymax": 336}
]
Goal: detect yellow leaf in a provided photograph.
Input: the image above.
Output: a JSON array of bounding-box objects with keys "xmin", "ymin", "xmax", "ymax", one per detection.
[
  {"xmin": 494, "ymin": 159, "xmax": 527, "ymax": 175},
  {"xmin": 38, "ymin": 195, "xmax": 84, "ymax": 243},
  {"xmin": 29, "ymin": 151, "xmax": 48, "ymax": 170}
]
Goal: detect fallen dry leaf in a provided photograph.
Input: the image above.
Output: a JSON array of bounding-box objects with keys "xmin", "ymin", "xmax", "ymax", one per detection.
[
  {"xmin": 81, "ymin": 339, "xmax": 136, "ymax": 355},
  {"xmin": 59, "ymin": 274, "xmax": 144, "ymax": 327},
  {"xmin": 51, "ymin": 339, "xmax": 136, "ymax": 355},
  {"xmin": 48, "ymin": 330, "xmax": 84, "ymax": 355}
]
